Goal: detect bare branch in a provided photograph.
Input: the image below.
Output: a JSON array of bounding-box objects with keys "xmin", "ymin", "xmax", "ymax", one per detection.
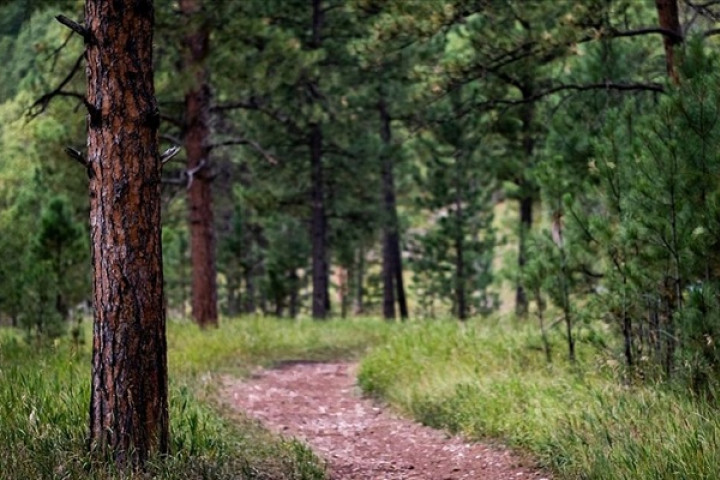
[
  {"xmin": 609, "ymin": 26, "xmax": 684, "ymax": 42},
  {"xmin": 160, "ymin": 145, "xmax": 181, "ymax": 165},
  {"xmin": 162, "ymin": 160, "xmax": 207, "ymax": 188},
  {"xmin": 55, "ymin": 15, "xmax": 89, "ymax": 41},
  {"xmin": 186, "ymin": 159, "xmax": 207, "ymax": 189},
  {"xmin": 159, "ymin": 113, "xmax": 183, "ymax": 128},
  {"xmin": 161, "ymin": 177, "xmax": 186, "ymax": 186},
  {"xmin": 29, "ymin": 53, "xmax": 86, "ymax": 118},
  {"xmin": 210, "ymin": 138, "xmax": 278, "ymax": 164},
  {"xmin": 64, "ymin": 146, "xmax": 87, "ymax": 168},
  {"xmin": 212, "ymin": 97, "xmax": 303, "ymax": 136},
  {"xmin": 469, "ymin": 82, "xmax": 665, "ymax": 112},
  {"xmin": 211, "ymin": 99, "xmax": 259, "ymax": 112},
  {"xmin": 160, "ymin": 133, "xmax": 183, "ymax": 145}
]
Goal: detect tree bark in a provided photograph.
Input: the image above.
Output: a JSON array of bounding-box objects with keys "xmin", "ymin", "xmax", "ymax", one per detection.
[
  {"xmin": 379, "ymin": 96, "xmax": 408, "ymax": 320},
  {"xmin": 309, "ymin": 0, "xmax": 329, "ymax": 319},
  {"xmin": 354, "ymin": 247, "xmax": 365, "ymax": 315},
  {"xmin": 515, "ymin": 95, "xmax": 535, "ymax": 317},
  {"xmin": 85, "ymin": 0, "xmax": 168, "ymax": 466},
  {"xmin": 516, "ymin": 194, "xmax": 532, "ymax": 316},
  {"xmin": 310, "ymin": 122, "xmax": 329, "ymax": 318},
  {"xmin": 454, "ymin": 191, "xmax": 467, "ymax": 321},
  {"xmin": 289, "ymin": 270, "xmax": 300, "ymax": 318},
  {"xmin": 181, "ymin": 0, "xmax": 218, "ymax": 327},
  {"xmin": 655, "ymin": 0, "xmax": 682, "ymax": 84}
]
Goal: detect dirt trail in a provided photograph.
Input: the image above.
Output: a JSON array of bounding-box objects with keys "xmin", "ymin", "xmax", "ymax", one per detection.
[{"xmin": 221, "ymin": 362, "xmax": 549, "ymax": 480}]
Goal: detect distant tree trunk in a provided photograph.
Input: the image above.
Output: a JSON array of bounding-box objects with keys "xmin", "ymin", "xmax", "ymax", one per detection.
[
  {"xmin": 243, "ymin": 266, "xmax": 256, "ymax": 314},
  {"xmin": 181, "ymin": 0, "xmax": 218, "ymax": 328},
  {"xmin": 309, "ymin": 0, "xmax": 329, "ymax": 319},
  {"xmin": 354, "ymin": 247, "xmax": 365, "ymax": 315},
  {"xmin": 84, "ymin": 0, "xmax": 168, "ymax": 466},
  {"xmin": 515, "ymin": 94, "xmax": 535, "ymax": 317},
  {"xmin": 289, "ymin": 270, "xmax": 300, "ymax": 318},
  {"xmin": 516, "ymin": 195, "xmax": 532, "ymax": 316},
  {"xmin": 381, "ymin": 233, "xmax": 396, "ymax": 320},
  {"xmin": 241, "ymin": 217, "xmax": 256, "ymax": 314},
  {"xmin": 454, "ymin": 159, "xmax": 467, "ymax": 321},
  {"xmin": 178, "ymin": 236, "xmax": 188, "ymax": 318},
  {"xmin": 274, "ymin": 288, "xmax": 284, "ymax": 317},
  {"xmin": 226, "ymin": 274, "xmax": 239, "ymax": 316},
  {"xmin": 379, "ymin": 95, "xmax": 408, "ymax": 320},
  {"xmin": 655, "ymin": 0, "xmax": 682, "ymax": 84},
  {"xmin": 310, "ymin": 123, "xmax": 329, "ymax": 319}
]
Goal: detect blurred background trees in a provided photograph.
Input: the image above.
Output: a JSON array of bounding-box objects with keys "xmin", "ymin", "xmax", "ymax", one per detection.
[{"xmin": 4, "ymin": 0, "xmax": 720, "ymax": 391}]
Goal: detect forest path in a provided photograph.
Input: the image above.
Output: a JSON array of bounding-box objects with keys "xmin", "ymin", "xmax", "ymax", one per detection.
[{"xmin": 221, "ymin": 362, "xmax": 550, "ymax": 480}]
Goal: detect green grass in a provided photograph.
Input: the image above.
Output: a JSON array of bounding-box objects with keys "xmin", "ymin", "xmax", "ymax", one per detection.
[
  {"xmin": 167, "ymin": 315, "xmax": 396, "ymax": 376},
  {"xmin": 0, "ymin": 316, "xmax": 396, "ymax": 479},
  {"xmin": 358, "ymin": 317, "xmax": 720, "ymax": 479},
  {"xmin": 9, "ymin": 313, "xmax": 716, "ymax": 479}
]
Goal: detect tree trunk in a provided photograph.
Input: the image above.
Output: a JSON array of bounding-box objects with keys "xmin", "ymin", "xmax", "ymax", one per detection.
[
  {"xmin": 309, "ymin": 0, "xmax": 329, "ymax": 319},
  {"xmin": 243, "ymin": 265, "xmax": 255, "ymax": 314},
  {"xmin": 516, "ymin": 194, "xmax": 532, "ymax": 316},
  {"xmin": 84, "ymin": 0, "xmax": 168, "ymax": 466},
  {"xmin": 181, "ymin": 0, "xmax": 217, "ymax": 328},
  {"xmin": 454, "ymin": 160, "xmax": 467, "ymax": 321},
  {"xmin": 515, "ymin": 89, "xmax": 536, "ymax": 316},
  {"xmin": 354, "ymin": 247, "xmax": 365, "ymax": 315},
  {"xmin": 381, "ymin": 233, "xmax": 396, "ymax": 320},
  {"xmin": 289, "ymin": 270, "xmax": 300, "ymax": 318},
  {"xmin": 655, "ymin": 0, "xmax": 682, "ymax": 84},
  {"xmin": 379, "ymin": 96, "xmax": 408, "ymax": 320},
  {"xmin": 310, "ymin": 123, "xmax": 329, "ymax": 319}
]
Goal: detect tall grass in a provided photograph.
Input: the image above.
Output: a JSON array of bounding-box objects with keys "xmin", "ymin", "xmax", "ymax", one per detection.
[
  {"xmin": 0, "ymin": 316, "xmax": 395, "ymax": 479},
  {"xmin": 358, "ymin": 318, "xmax": 720, "ymax": 479}
]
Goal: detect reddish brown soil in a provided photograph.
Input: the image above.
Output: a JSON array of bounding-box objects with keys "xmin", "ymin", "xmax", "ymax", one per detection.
[{"xmin": 221, "ymin": 362, "xmax": 550, "ymax": 480}]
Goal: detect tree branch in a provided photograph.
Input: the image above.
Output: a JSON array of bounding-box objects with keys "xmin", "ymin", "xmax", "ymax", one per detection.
[
  {"xmin": 210, "ymin": 138, "xmax": 278, "ymax": 164},
  {"xmin": 467, "ymin": 82, "xmax": 665, "ymax": 113},
  {"xmin": 64, "ymin": 146, "xmax": 87, "ymax": 168},
  {"xmin": 162, "ymin": 160, "xmax": 207, "ymax": 188},
  {"xmin": 160, "ymin": 145, "xmax": 181, "ymax": 165},
  {"xmin": 28, "ymin": 52, "xmax": 86, "ymax": 118},
  {"xmin": 186, "ymin": 159, "xmax": 207, "ymax": 189},
  {"xmin": 212, "ymin": 97, "xmax": 304, "ymax": 136},
  {"xmin": 609, "ymin": 26, "xmax": 684, "ymax": 42},
  {"xmin": 55, "ymin": 14, "xmax": 89, "ymax": 40},
  {"xmin": 159, "ymin": 133, "xmax": 183, "ymax": 146},
  {"xmin": 159, "ymin": 113, "xmax": 183, "ymax": 128}
]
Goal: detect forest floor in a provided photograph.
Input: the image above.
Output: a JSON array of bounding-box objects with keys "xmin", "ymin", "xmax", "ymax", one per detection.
[{"xmin": 221, "ymin": 361, "xmax": 550, "ymax": 480}]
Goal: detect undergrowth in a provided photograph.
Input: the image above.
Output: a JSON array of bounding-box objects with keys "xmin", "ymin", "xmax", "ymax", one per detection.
[
  {"xmin": 0, "ymin": 316, "xmax": 394, "ymax": 479},
  {"xmin": 358, "ymin": 317, "xmax": 720, "ymax": 480}
]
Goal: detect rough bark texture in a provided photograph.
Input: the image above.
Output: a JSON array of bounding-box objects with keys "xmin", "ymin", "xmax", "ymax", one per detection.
[
  {"xmin": 655, "ymin": 0, "xmax": 682, "ymax": 84},
  {"xmin": 379, "ymin": 96, "xmax": 408, "ymax": 321},
  {"xmin": 85, "ymin": 0, "xmax": 168, "ymax": 465},
  {"xmin": 181, "ymin": 0, "xmax": 218, "ymax": 327}
]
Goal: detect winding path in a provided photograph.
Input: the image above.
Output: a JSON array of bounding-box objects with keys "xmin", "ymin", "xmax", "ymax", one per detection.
[{"xmin": 221, "ymin": 362, "xmax": 550, "ymax": 480}]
